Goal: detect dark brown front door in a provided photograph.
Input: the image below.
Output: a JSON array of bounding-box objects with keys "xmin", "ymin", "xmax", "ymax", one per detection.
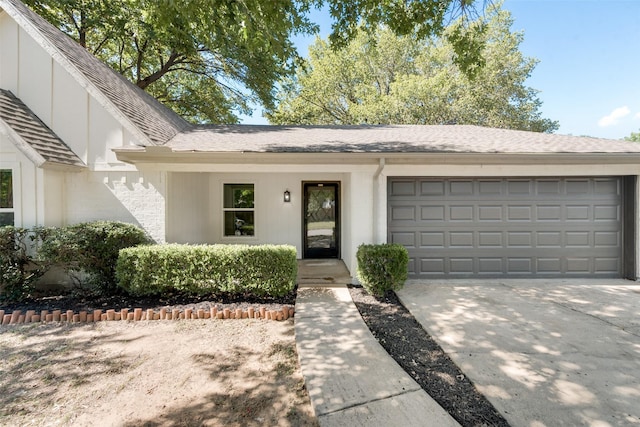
[{"xmin": 304, "ymin": 183, "xmax": 339, "ymax": 258}]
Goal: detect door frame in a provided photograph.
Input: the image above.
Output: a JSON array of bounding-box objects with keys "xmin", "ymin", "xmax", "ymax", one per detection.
[{"xmin": 302, "ymin": 181, "xmax": 341, "ymax": 259}]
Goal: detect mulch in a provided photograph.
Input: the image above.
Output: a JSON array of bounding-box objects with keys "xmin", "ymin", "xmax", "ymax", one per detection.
[
  {"xmin": 0, "ymin": 289, "xmax": 295, "ymax": 316},
  {"xmin": 349, "ymin": 285, "xmax": 510, "ymax": 427}
]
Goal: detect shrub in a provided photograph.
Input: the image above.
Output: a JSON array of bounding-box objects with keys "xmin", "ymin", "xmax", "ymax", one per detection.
[
  {"xmin": 38, "ymin": 221, "xmax": 152, "ymax": 294},
  {"xmin": 0, "ymin": 226, "xmax": 45, "ymax": 302},
  {"xmin": 356, "ymin": 243, "xmax": 409, "ymax": 297},
  {"xmin": 117, "ymin": 244, "xmax": 297, "ymax": 297}
]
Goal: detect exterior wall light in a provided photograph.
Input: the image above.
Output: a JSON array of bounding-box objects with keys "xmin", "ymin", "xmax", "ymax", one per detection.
[{"xmin": 284, "ymin": 190, "xmax": 291, "ymax": 203}]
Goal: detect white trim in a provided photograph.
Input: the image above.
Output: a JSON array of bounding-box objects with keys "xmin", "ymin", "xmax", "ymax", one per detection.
[
  {"xmin": 0, "ymin": 163, "xmax": 19, "ymax": 227},
  {"xmin": 220, "ymin": 181, "xmax": 258, "ymax": 241}
]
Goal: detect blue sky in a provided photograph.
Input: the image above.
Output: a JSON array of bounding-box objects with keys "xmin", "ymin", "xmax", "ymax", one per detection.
[{"xmin": 242, "ymin": 0, "xmax": 640, "ymax": 140}]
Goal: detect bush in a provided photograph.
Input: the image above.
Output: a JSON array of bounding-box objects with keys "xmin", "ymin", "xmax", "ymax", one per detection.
[
  {"xmin": 0, "ymin": 226, "xmax": 45, "ymax": 302},
  {"xmin": 117, "ymin": 244, "xmax": 297, "ymax": 297},
  {"xmin": 356, "ymin": 243, "xmax": 409, "ymax": 297},
  {"xmin": 38, "ymin": 221, "xmax": 152, "ymax": 294}
]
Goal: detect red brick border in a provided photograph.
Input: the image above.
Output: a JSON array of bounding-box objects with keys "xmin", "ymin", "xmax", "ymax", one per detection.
[{"xmin": 0, "ymin": 306, "xmax": 295, "ymax": 326}]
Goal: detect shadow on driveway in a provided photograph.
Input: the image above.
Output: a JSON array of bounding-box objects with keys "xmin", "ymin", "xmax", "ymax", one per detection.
[{"xmin": 397, "ymin": 279, "xmax": 640, "ymax": 427}]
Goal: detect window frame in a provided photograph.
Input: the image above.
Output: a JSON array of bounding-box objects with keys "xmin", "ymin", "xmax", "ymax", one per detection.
[
  {"xmin": 0, "ymin": 167, "xmax": 16, "ymax": 227},
  {"xmin": 222, "ymin": 182, "xmax": 256, "ymax": 239}
]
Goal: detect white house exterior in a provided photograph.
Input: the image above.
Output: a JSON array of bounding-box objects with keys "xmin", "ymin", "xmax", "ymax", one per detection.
[{"xmin": 2, "ymin": 0, "xmax": 640, "ymax": 280}]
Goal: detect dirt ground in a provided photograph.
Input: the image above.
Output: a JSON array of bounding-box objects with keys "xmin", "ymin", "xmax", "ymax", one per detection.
[{"xmin": 0, "ymin": 319, "xmax": 318, "ymax": 427}]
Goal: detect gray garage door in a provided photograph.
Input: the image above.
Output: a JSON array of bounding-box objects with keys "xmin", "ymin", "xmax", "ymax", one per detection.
[{"xmin": 388, "ymin": 177, "xmax": 622, "ymax": 278}]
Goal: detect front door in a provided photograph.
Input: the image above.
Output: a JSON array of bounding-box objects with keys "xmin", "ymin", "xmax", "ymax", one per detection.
[{"xmin": 304, "ymin": 182, "xmax": 339, "ymax": 258}]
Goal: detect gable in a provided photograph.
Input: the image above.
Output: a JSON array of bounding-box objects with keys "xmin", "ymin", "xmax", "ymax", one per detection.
[{"xmin": 0, "ymin": 0, "xmax": 190, "ymax": 146}]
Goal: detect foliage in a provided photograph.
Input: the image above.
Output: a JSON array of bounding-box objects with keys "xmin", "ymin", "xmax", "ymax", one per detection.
[
  {"xmin": 625, "ymin": 130, "xmax": 640, "ymax": 142},
  {"xmin": 38, "ymin": 221, "xmax": 152, "ymax": 294},
  {"xmin": 0, "ymin": 227, "xmax": 45, "ymax": 302},
  {"xmin": 116, "ymin": 244, "xmax": 298, "ymax": 297},
  {"xmin": 25, "ymin": 0, "xmax": 488, "ymax": 123},
  {"xmin": 268, "ymin": 4, "xmax": 559, "ymax": 133},
  {"xmin": 356, "ymin": 243, "xmax": 409, "ymax": 297}
]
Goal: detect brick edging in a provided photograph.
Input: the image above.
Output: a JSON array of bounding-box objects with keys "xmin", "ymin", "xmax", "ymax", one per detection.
[{"xmin": 0, "ymin": 306, "xmax": 295, "ymax": 326}]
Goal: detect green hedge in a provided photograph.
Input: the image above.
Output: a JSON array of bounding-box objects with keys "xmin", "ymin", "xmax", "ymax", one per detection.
[
  {"xmin": 356, "ymin": 243, "xmax": 409, "ymax": 296},
  {"xmin": 0, "ymin": 226, "xmax": 45, "ymax": 302},
  {"xmin": 116, "ymin": 244, "xmax": 298, "ymax": 297},
  {"xmin": 38, "ymin": 221, "xmax": 152, "ymax": 293}
]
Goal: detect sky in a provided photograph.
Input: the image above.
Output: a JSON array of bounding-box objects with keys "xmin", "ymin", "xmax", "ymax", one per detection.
[{"xmin": 241, "ymin": 0, "xmax": 640, "ymax": 140}]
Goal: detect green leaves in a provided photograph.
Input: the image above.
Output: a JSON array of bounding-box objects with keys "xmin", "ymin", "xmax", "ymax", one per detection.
[
  {"xmin": 356, "ymin": 243, "xmax": 409, "ymax": 297},
  {"xmin": 26, "ymin": 0, "xmax": 496, "ymax": 123},
  {"xmin": 625, "ymin": 130, "xmax": 640, "ymax": 142},
  {"xmin": 116, "ymin": 244, "xmax": 298, "ymax": 297},
  {"xmin": 268, "ymin": 4, "xmax": 559, "ymax": 133}
]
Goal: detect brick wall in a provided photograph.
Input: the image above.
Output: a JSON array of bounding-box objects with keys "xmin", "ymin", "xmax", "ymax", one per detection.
[{"xmin": 66, "ymin": 170, "xmax": 166, "ymax": 242}]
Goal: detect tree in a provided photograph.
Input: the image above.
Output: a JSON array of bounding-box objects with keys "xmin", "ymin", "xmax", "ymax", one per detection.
[
  {"xmin": 25, "ymin": 0, "xmax": 487, "ymax": 123},
  {"xmin": 267, "ymin": 4, "xmax": 559, "ymax": 133},
  {"xmin": 625, "ymin": 130, "xmax": 640, "ymax": 142}
]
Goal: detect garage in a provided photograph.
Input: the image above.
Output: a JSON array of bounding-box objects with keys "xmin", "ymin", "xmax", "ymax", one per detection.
[{"xmin": 388, "ymin": 177, "xmax": 624, "ymax": 278}]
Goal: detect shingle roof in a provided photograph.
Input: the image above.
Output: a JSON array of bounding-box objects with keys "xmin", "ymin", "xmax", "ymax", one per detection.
[
  {"xmin": 0, "ymin": 0, "xmax": 190, "ymax": 146},
  {"xmin": 167, "ymin": 124, "xmax": 640, "ymax": 154},
  {"xmin": 0, "ymin": 89, "xmax": 84, "ymax": 168}
]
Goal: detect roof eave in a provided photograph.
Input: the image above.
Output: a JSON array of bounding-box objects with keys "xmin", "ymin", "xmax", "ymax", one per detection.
[
  {"xmin": 0, "ymin": 118, "xmax": 86, "ymax": 171},
  {"xmin": 112, "ymin": 148, "xmax": 640, "ymax": 166}
]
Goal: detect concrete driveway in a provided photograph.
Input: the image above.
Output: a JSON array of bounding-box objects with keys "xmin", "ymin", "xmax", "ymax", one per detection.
[{"xmin": 397, "ymin": 279, "xmax": 640, "ymax": 427}]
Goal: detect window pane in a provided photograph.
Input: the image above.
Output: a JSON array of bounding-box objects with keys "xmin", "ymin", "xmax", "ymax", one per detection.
[
  {"xmin": 224, "ymin": 211, "xmax": 254, "ymax": 236},
  {"xmin": 0, "ymin": 212, "xmax": 14, "ymax": 226},
  {"xmin": 0, "ymin": 170, "xmax": 12, "ymax": 209},
  {"xmin": 224, "ymin": 184, "xmax": 254, "ymax": 209}
]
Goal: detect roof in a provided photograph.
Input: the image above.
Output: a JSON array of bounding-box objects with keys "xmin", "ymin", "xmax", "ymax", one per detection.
[
  {"xmin": 4, "ymin": 0, "xmax": 640, "ymax": 167},
  {"xmin": 0, "ymin": 0, "xmax": 190, "ymax": 146},
  {"xmin": 0, "ymin": 89, "xmax": 84, "ymax": 170},
  {"xmin": 165, "ymin": 124, "xmax": 640, "ymax": 154}
]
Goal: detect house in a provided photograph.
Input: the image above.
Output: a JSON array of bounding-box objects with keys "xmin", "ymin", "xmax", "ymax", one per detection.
[{"xmin": 2, "ymin": 0, "xmax": 640, "ymax": 280}]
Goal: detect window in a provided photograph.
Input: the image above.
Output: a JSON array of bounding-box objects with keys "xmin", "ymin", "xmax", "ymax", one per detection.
[
  {"xmin": 0, "ymin": 169, "xmax": 14, "ymax": 226},
  {"xmin": 223, "ymin": 183, "xmax": 254, "ymax": 236}
]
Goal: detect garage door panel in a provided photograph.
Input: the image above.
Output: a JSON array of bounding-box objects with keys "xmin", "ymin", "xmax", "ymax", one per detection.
[
  {"xmin": 450, "ymin": 205, "xmax": 474, "ymax": 221},
  {"xmin": 390, "ymin": 232, "xmax": 416, "ymax": 248},
  {"xmin": 479, "ymin": 258, "xmax": 503, "ymax": 274},
  {"xmin": 422, "ymin": 205, "xmax": 445, "ymax": 221},
  {"xmin": 566, "ymin": 205, "xmax": 590, "ymax": 220},
  {"xmin": 388, "ymin": 177, "xmax": 622, "ymax": 278},
  {"xmin": 421, "ymin": 232, "xmax": 445, "ymax": 248},
  {"xmin": 595, "ymin": 258, "xmax": 620, "ymax": 273},
  {"xmin": 390, "ymin": 180, "xmax": 416, "ymax": 196},
  {"xmin": 420, "ymin": 181, "xmax": 445, "ymax": 196},
  {"xmin": 420, "ymin": 258, "xmax": 445, "ymax": 275},
  {"xmin": 479, "ymin": 232, "xmax": 503, "ymax": 247},
  {"xmin": 389, "ymin": 205, "xmax": 416, "ymax": 222},
  {"xmin": 594, "ymin": 205, "xmax": 619, "ymax": 221}
]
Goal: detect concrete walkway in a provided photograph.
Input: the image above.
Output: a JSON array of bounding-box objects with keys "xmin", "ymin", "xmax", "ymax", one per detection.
[
  {"xmin": 397, "ymin": 279, "xmax": 640, "ymax": 427},
  {"xmin": 295, "ymin": 260, "xmax": 459, "ymax": 426}
]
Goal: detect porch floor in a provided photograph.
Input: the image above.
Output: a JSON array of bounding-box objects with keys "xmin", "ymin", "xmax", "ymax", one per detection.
[{"xmin": 297, "ymin": 259, "xmax": 352, "ymax": 287}]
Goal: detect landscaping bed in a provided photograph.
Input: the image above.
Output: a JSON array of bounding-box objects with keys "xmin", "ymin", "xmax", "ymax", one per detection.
[
  {"xmin": 0, "ymin": 289, "xmax": 296, "ymax": 324},
  {"xmin": 349, "ymin": 285, "xmax": 510, "ymax": 427}
]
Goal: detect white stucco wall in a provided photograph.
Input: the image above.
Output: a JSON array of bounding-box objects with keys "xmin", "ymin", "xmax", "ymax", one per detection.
[{"xmin": 166, "ymin": 170, "xmax": 378, "ymax": 274}]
